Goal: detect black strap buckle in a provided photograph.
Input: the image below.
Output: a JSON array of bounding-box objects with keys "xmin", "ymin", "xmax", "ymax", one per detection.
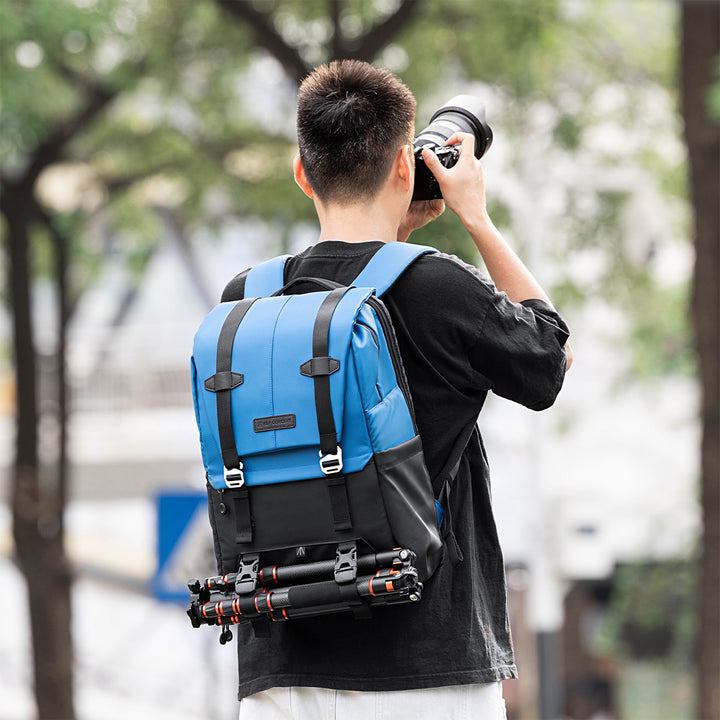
[
  {"xmin": 334, "ymin": 542, "xmax": 357, "ymax": 584},
  {"xmin": 235, "ymin": 553, "xmax": 260, "ymax": 595}
]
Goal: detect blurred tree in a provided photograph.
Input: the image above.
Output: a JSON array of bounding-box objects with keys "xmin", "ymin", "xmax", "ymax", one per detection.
[
  {"xmin": 218, "ymin": 5, "xmax": 708, "ymax": 718},
  {"xmin": 1, "ymin": 3, "xmax": 121, "ymax": 715},
  {"xmin": 0, "ymin": 1, "xmax": 257, "ymax": 716},
  {"xmin": 204, "ymin": 2, "xmax": 694, "ymax": 718},
  {"xmin": 214, "ymin": 0, "xmax": 692, "ymax": 378},
  {"xmin": 0, "ymin": 0, "xmax": 704, "ymax": 717},
  {"xmin": 680, "ymin": 3, "xmax": 719, "ymax": 718},
  {"xmin": 604, "ymin": 561, "xmax": 697, "ymax": 663},
  {"xmin": 215, "ymin": 0, "xmax": 421, "ymax": 85},
  {"xmin": 0, "ymin": 1, "xmax": 460, "ymax": 715},
  {"xmin": 212, "ymin": 0, "xmax": 579, "ymax": 263}
]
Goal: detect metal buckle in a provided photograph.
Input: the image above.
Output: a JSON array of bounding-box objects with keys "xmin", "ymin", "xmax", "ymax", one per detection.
[
  {"xmin": 223, "ymin": 462, "xmax": 245, "ymax": 488},
  {"xmin": 319, "ymin": 447, "xmax": 343, "ymax": 475}
]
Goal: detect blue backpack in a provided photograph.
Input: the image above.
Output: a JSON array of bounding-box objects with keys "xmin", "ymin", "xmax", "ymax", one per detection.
[{"xmin": 188, "ymin": 242, "xmax": 446, "ymax": 632}]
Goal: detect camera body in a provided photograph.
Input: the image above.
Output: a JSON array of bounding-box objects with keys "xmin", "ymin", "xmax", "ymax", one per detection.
[
  {"xmin": 412, "ymin": 95, "xmax": 493, "ymax": 201},
  {"xmin": 413, "ymin": 144, "xmax": 461, "ymax": 202}
]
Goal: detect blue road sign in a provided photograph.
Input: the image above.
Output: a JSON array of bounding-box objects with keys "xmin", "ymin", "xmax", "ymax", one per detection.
[{"xmin": 153, "ymin": 490, "xmax": 215, "ymax": 602}]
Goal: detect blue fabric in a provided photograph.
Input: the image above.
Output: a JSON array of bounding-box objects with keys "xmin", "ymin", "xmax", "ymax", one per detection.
[
  {"xmin": 435, "ymin": 500, "xmax": 445, "ymax": 528},
  {"xmin": 193, "ymin": 287, "xmax": 416, "ymax": 488},
  {"xmin": 352, "ymin": 242, "xmax": 435, "ymax": 295},
  {"xmin": 192, "ymin": 243, "xmax": 439, "ymax": 489},
  {"xmin": 244, "ymin": 254, "xmax": 291, "ymax": 297},
  {"xmin": 192, "ymin": 302, "xmax": 237, "ymax": 486}
]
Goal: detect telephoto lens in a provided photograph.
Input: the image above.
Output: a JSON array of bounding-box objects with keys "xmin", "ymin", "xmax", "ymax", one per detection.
[{"xmin": 412, "ymin": 95, "xmax": 493, "ymax": 201}]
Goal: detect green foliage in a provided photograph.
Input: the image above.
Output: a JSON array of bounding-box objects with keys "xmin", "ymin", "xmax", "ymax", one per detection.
[
  {"xmin": 1, "ymin": 0, "xmax": 102, "ymax": 162},
  {"xmin": 707, "ymin": 56, "xmax": 720, "ymax": 122},
  {"xmin": 396, "ymin": 0, "xmax": 563, "ymax": 96},
  {"xmin": 641, "ymin": 148, "xmax": 688, "ymax": 202},
  {"xmin": 627, "ymin": 278, "xmax": 694, "ymax": 377},
  {"xmin": 601, "ymin": 560, "xmax": 698, "ymax": 663},
  {"xmin": 550, "ymin": 184, "xmax": 693, "ymax": 378},
  {"xmin": 554, "ymin": 114, "xmax": 582, "ymax": 151},
  {"xmin": 617, "ymin": 660, "xmax": 695, "ymax": 720},
  {"xmin": 1, "ymin": 0, "xmax": 259, "ymax": 294},
  {"xmin": 1, "ymin": 0, "xmax": 690, "ymax": 383}
]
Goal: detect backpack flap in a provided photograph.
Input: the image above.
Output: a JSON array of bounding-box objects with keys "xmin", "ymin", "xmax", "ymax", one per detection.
[{"xmin": 192, "ymin": 287, "xmax": 377, "ymax": 489}]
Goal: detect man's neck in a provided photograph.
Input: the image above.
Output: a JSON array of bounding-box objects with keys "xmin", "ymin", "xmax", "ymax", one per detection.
[{"xmin": 315, "ymin": 199, "xmax": 401, "ymax": 244}]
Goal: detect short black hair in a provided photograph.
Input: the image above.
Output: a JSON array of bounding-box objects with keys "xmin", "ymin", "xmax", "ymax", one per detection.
[{"xmin": 296, "ymin": 59, "xmax": 416, "ymax": 204}]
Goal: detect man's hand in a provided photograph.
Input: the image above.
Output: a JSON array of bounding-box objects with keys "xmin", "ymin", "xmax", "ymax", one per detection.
[
  {"xmin": 421, "ymin": 132, "xmax": 487, "ymax": 227},
  {"xmin": 397, "ymin": 198, "xmax": 445, "ymax": 242}
]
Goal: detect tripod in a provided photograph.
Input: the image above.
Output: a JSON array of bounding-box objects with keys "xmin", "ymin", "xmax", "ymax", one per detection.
[{"xmin": 187, "ymin": 545, "xmax": 422, "ymax": 643}]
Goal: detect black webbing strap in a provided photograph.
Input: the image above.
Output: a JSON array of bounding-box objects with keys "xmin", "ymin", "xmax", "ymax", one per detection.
[
  {"xmin": 311, "ymin": 287, "xmax": 348, "ymax": 456},
  {"xmin": 327, "ymin": 476, "xmax": 352, "ymax": 531},
  {"xmin": 308, "ymin": 287, "xmax": 352, "ymax": 531},
  {"xmin": 251, "ymin": 618, "xmax": 271, "ymax": 638},
  {"xmin": 220, "ymin": 268, "xmax": 250, "ymax": 303},
  {"xmin": 215, "ymin": 298, "xmax": 257, "ymax": 472},
  {"xmin": 232, "ymin": 487, "xmax": 253, "ymax": 544}
]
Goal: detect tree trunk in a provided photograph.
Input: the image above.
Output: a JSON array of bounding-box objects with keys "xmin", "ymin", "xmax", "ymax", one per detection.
[
  {"xmin": 680, "ymin": 4, "xmax": 720, "ymax": 719},
  {"xmin": 2, "ymin": 183, "xmax": 76, "ymax": 720},
  {"xmin": 44, "ymin": 211, "xmax": 72, "ymax": 537}
]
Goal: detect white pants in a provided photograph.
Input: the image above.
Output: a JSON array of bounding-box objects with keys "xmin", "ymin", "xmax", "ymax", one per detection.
[{"xmin": 238, "ymin": 682, "xmax": 507, "ymax": 720}]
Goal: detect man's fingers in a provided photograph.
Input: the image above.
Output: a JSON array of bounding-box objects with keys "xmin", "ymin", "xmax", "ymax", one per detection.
[
  {"xmin": 421, "ymin": 147, "xmax": 445, "ymax": 174},
  {"xmin": 445, "ymin": 132, "xmax": 476, "ymax": 159}
]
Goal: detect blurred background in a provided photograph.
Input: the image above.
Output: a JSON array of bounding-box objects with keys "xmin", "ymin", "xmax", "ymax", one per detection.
[{"xmin": 1, "ymin": 1, "xmax": 718, "ymax": 719}]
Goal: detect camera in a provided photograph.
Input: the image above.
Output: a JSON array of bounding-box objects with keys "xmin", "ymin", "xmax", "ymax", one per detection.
[{"xmin": 412, "ymin": 95, "xmax": 493, "ymax": 201}]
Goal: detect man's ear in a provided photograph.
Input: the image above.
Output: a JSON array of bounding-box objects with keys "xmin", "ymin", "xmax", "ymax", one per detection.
[
  {"xmin": 395, "ymin": 144, "xmax": 413, "ymax": 192},
  {"xmin": 293, "ymin": 154, "xmax": 314, "ymax": 198}
]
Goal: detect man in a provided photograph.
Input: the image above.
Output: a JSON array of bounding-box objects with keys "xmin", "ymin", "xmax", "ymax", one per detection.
[{"xmin": 223, "ymin": 59, "xmax": 572, "ymax": 720}]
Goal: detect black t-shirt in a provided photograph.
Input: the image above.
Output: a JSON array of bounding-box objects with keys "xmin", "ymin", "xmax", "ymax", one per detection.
[{"xmin": 222, "ymin": 240, "xmax": 569, "ymax": 700}]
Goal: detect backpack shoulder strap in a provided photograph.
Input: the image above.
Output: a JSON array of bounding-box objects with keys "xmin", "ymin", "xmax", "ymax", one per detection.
[
  {"xmin": 243, "ymin": 254, "xmax": 292, "ymax": 298},
  {"xmin": 352, "ymin": 242, "xmax": 436, "ymax": 296}
]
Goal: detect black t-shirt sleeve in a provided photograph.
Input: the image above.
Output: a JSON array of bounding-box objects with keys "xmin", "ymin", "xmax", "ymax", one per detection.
[
  {"xmin": 225, "ymin": 249, "xmax": 569, "ymax": 412},
  {"xmin": 468, "ymin": 292, "xmax": 569, "ymax": 410},
  {"xmin": 393, "ymin": 253, "xmax": 569, "ymax": 412}
]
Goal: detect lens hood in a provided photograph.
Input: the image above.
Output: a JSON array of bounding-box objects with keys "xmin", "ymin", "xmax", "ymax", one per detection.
[{"xmin": 412, "ymin": 95, "xmax": 493, "ymax": 200}]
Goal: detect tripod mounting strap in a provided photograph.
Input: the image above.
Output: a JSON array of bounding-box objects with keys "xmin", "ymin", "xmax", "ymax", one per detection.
[
  {"xmin": 334, "ymin": 541, "xmax": 358, "ymax": 584},
  {"xmin": 235, "ymin": 553, "xmax": 260, "ymax": 595}
]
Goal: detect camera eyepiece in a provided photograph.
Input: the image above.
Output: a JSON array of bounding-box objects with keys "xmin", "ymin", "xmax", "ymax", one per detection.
[{"xmin": 412, "ymin": 95, "xmax": 493, "ymax": 201}]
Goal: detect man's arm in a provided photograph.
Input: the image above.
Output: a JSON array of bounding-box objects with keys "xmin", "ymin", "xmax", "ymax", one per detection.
[{"xmin": 422, "ymin": 133, "xmax": 573, "ymax": 371}]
